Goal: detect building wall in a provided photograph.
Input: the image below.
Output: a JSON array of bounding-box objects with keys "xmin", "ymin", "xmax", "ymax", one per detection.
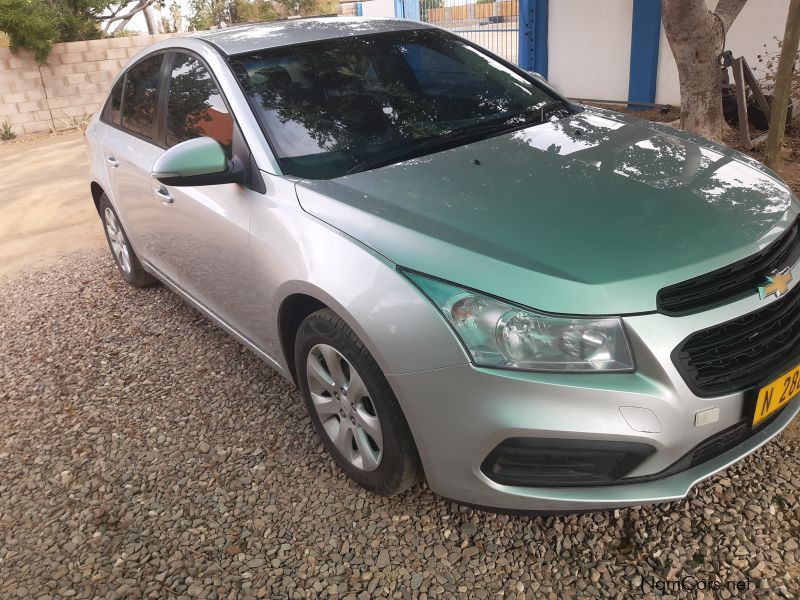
[
  {"xmin": 547, "ymin": 0, "xmax": 634, "ymax": 101},
  {"xmin": 545, "ymin": 0, "xmax": 791, "ymax": 106},
  {"xmin": 0, "ymin": 33, "xmax": 175, "ymax": 135},
  {"xmin": 554, "ymin": 0, "xmax": 792, "ymax": 105},
  {"xmin": 361, "ymin": 0, "xmax": 395, "ymax": 19}
]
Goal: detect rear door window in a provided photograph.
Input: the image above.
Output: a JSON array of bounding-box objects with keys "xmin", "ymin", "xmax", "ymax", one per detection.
[
  {"xmin": 121, "ymin": 54, "xmax": 164, "ymax": 140},
  {"xmin": 166, "ymin": 53, "xmax": 233, "ymax": 157}
]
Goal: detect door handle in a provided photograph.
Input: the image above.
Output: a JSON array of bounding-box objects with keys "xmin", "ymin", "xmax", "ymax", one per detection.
[
  {"xmin": 105, "ymin": 155, "xmax": 119, "ymax": 168},
  {"xmin": 155, "ymin": 185, "xmax": 173, "ymax": 204}
]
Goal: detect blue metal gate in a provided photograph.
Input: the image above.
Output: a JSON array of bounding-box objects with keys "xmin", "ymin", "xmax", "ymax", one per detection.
[{"xmin": 398, "ymin": 0, "xmax": 520, "ymax": 66}]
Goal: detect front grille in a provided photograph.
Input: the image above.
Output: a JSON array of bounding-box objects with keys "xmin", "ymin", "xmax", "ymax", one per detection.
[
  {"xmin": 673, "ymin": 280, "xmax": 800, "ymax": 396},
  {"xmin": 657, "ymin": 219, "xmax": 800, "ymax": 316}
]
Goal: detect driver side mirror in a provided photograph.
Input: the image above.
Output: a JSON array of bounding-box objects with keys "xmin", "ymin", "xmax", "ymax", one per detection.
[{"xmin": 151, "ymin": 137, "xmax": 246, "ymax": 187}]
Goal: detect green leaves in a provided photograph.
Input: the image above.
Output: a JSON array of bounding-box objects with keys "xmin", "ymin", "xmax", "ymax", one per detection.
[
  {"xmin": 0, "ymin": 0, "xmax": 104, "ymax": 63},
  {"xmin": 0, "ymin": 0, "xmax": 58, "ymax": 63}
]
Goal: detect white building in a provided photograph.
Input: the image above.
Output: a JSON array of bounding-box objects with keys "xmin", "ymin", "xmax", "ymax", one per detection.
[{"xmin": 358, "ymin": 0, "xmax": 793, "ymax": 106}]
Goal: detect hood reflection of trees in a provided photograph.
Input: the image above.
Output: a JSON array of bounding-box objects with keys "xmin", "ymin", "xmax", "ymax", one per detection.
[{"xmin": 511, "ymin": 110, "xmax": 791, "ymax": 227}]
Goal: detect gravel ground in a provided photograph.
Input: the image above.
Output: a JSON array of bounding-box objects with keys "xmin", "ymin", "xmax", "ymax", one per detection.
[{"xmin": 1, "ymin": 248, "xmax": 799, "ymax": 599}]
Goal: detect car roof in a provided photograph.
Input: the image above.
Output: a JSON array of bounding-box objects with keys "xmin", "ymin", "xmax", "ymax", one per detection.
[{"xmin": 191, "ymin": 17, "xmax": 433, "ymax": 56}]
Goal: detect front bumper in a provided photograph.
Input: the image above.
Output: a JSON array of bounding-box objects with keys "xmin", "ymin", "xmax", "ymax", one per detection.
[
  {"xmin": 388, "ymin": 364, "xmax": 798, "ymax": 512},
  {"xmin": 386, "ymin": 293, "xmax": 800, "ymax": 512}
]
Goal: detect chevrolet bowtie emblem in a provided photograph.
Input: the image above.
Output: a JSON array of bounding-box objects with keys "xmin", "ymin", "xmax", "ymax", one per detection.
[{"xmin": 758, "ymin": 267, "xmax": 793, "ymax": 300}]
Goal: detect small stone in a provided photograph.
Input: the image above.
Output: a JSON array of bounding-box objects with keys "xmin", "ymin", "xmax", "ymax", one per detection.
[
  {"xmin": 376, "ymin": 549, "xmax": 390, "ymax": 568},
  {"xmin": 410, "ymin": 573, "xmax": 423, "ymax": 590}
]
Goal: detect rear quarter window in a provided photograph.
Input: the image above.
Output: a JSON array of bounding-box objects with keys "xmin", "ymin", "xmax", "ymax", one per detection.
[{"xmin": 103, "ymin": 78, "xmax": 124, "ymax": 126}]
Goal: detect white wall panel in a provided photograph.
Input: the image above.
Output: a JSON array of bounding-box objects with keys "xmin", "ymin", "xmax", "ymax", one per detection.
[{"xmin": 547, "ymin": 0, "xmax": 633, "ymax": 101}]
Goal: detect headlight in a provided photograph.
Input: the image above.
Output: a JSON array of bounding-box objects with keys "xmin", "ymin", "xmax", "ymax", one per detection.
[{"xmin": 405, "ymin": 272, "xmax": 634, "ymax": 372}]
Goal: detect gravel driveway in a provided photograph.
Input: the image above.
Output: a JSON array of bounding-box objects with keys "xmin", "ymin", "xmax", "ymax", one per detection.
[{"xmin": 1, "ymin": 249, "xmax": 799, "ymax": 599}]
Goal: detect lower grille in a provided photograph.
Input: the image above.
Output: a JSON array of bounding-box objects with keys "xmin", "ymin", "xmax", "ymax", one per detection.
[
  {"xmin": 688, "ymin": 420, "xmax": 749, "ymax": 468},
  {"xmin": 673, "ymin": 279, "xmax": 800, "ymax": 397},
  {"xmin": 480, "ymin": 438, "xmax": 655, "ymax": 487},
  {"xmin": 616, "ymin": 420, "xmax": 755, "ymax": 485}
]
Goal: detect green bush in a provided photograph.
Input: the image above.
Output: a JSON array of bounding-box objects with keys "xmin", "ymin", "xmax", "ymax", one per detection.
[{"xmin": 0, "ymin": 0, "xmax": 103, "ymax": 64}]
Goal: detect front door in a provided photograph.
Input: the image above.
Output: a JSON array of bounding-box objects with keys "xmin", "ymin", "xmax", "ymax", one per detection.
[{"xmin": 154, "ymin": 52, "xmax": 256, "ymax": 334}]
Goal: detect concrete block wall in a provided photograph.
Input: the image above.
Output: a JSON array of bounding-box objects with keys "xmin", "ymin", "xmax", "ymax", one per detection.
[{"xmin": 0, "ymin": 33, "xmax": 176, "ymax": 135}]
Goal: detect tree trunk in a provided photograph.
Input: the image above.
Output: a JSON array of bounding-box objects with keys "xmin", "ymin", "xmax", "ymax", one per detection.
[
  {"xmin": 143, "ymin": 5, "xmax": 161, "ymax": 34},
  {"xmin": 765, "ymin": 0, "xmax": 800, "ymax": 169},
  {"xmin": 662, "ymin": 0, "xmax": 748, "ymax": 141}
]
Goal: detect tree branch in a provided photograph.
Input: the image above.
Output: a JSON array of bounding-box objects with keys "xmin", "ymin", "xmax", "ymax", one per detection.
[
  {"xmin": 101, "ymin": 0, "xmax": 154, "ymax": 24},
  {"xmin": 95, "ymin": 3, "xmax": 128, "ymax": 20},
  {"xmin": 714, "ymin": 0, "xmax": 748, "ymax": 34},
  {"xmin": 101, "ymin": 0, "xmax": 156, "ymax": 35}
]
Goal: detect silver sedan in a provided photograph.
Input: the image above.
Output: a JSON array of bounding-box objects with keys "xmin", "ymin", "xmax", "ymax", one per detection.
[{"xmin": 85, "ymin": 17, "xmax": 800, "ymax": 512}]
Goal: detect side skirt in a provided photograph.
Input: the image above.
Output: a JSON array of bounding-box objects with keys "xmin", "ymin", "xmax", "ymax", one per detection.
[{"xmin": 140, "ymin": 259, "xmax": 292, "ymax": 383}]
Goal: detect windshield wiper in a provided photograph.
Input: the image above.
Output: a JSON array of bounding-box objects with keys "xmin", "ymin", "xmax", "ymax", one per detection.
[
  {"xmin": 534, "ymin": 100, "xmax": 569, "ymax": 123},
  {"xmin": 344, "ymin": 123, "xmax": 498, "ymax": 176},
  {"xmin": 344, "ymin": 101, "xmax": 571, "ymax": 176}
]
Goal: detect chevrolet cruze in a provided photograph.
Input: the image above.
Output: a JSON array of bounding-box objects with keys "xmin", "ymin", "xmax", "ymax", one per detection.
[{"xmin": 85, "ymin": 17, "xmax": 800, "ymax": 512}]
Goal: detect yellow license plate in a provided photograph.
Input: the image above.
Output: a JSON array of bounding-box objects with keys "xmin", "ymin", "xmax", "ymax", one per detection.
[{"xmin": 753, "ymin": 364, "xmax": 800, "ymax": 426}]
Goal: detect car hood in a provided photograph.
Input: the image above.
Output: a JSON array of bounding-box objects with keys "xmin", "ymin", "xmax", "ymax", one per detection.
[{"xmin": 295, "ymin": 108, "xmax": 796, "ymax": 315}]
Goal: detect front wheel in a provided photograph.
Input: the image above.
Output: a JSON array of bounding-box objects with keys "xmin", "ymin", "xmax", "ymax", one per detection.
[{"xmin": 295, "ymin": 308, "xmax": 423, "ymax": 495}]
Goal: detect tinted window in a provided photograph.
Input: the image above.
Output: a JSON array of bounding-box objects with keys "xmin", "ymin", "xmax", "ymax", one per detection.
[
  {"xmin": 166, "ymin": 53, "xmax": 233, "ymax": 157},
  {"xmin": 229, "ymin": 29, "xmax": 563, "ymax": 179},
  {"xmin": 105, "ymin": 77, "xmax": 124, "ymax": 126},
  {"xmin": 411, "ymin": 45, "xmax": 486, "ymax": 95},
  {"xmin": 122, "ymin": 54, "xmax": 164, "ymax": 139}
]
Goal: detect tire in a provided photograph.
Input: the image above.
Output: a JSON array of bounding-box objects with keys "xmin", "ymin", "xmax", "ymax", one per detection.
[
  {"xmin": 295, "ymin": 308, "xmax": 423, "ymax": 495},
  {"xmin": 99, "ymin": 194, "xmax": 155, "ymax": 288}
]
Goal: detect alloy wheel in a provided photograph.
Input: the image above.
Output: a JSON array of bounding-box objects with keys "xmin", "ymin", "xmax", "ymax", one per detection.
[
  {"xmin": 306, "ymin": 343, "xmax": 384, "ymax": 471},
  {"xmin": 104, "ymin": 207, "xmax": 131, "ymax": 276}
]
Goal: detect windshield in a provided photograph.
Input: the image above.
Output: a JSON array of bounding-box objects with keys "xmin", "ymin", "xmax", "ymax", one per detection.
[{"xmin": 229, "ymin": 29, "xmax": 568, "ymax": 179}]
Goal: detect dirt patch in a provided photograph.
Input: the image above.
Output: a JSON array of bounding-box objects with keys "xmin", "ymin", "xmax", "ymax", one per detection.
[
  {"xmin": 0, "ymin": 130, "xmax": 105, "ymax": 278},
  {"xmin": 740, "ymin": 123, "xmax": 800, "ymax": 193}
]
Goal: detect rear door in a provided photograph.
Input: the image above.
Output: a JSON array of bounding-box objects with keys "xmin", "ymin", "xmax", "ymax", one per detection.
[{"xmin": 100, "ymin": 53, "xmax": 180, "ymax": 283}]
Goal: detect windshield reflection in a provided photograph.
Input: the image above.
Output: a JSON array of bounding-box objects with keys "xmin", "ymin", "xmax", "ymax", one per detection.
[{"xmin": 229, "ymin": 29, "xmax": 559, "ymax": 179}]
